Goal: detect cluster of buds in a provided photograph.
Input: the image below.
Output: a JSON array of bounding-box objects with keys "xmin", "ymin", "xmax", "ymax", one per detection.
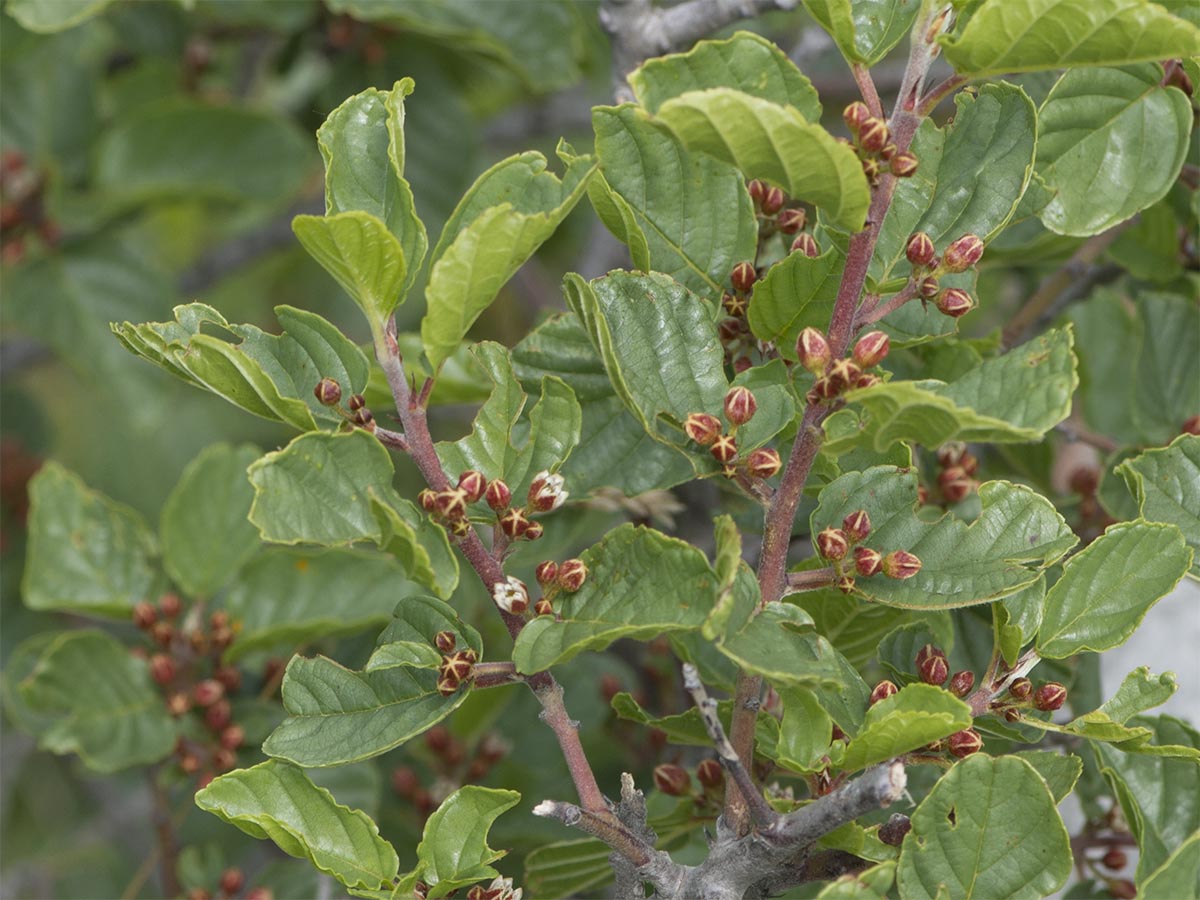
[
  {"xmin": 419, "ymin": 469, "xmax": 567, "ymax": 543},
  {"xmin": 530, "ymin": 558, "xmax": 588, "ymax": 617},
  {"xmin": 185, "ymin": 868, "xmax": 272, "ymax": 900},
  {"xmin": 746, "ymin": 179, "xmax": 822, "ymax": 260},
  {"xmin": 653, "ymin": 758, "xmax": 726, "ymax": 803},
  {"xmin": 720, "ymin": 259, "xmax": 760, "ymax": 373},
  {"xmin": 798, "ymin": 328, "xmax": 889, "ymax": 405},
  {"xmin": 0, "ymin": 149, "xmax": 61, "ymax": 266},
  {"xmin": 314, "ymin": 378, "xmax": 376, "ymax": 433},
  {"xmin": 934, "ymin": 441, "xmax": 979, "ymax": 504},
  {"xmin": 904, "ymin": 231, "xmax": 984, "ymax": 318},
  {"xmin": 991, "ymin": 677, "xmax": 1067, "ymax": 721},
  {"xmin": 842, "ymin": 102, "xmax": 918, "ymax": 186},
  {"xmin": 132, "ymin": 596, "xmax": 245, "ymax": 790},
  {"xmin": 395, "ymin": 730, "xmax": 510, "ymax": 825},
  {"xmin": 814, "ymin": 507, "xmax": 922, "ymax": 594},
  {"xmin": 684, "ymin": 387, "xmax": 782, "ymax": 481},
  {"xmin": 914, "ymin": 644, "xmax": 976, "ymax": 701},
  {"xmin": 433, "ymin": 629, "xmax": 478, "ymax": 697}
]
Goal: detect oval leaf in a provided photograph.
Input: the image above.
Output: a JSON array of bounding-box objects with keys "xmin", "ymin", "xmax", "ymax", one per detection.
[{"xmin": 1119, "ymin": 435, "xmax": 1200, "ymax": 578}]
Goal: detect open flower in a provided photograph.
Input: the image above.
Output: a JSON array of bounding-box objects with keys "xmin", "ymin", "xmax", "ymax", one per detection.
[
  {"xmin": 492, "ymin": 576, "xmax": 529, "ymax": 614},
  {"xmin": 528, "ymin": 470, "xmax": 568, "ymax": 512}
]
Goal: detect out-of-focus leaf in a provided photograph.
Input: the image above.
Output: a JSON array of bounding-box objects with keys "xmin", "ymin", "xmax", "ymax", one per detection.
[{"xmin": 6, "ymin": 0, "xmax": 113, "ymax": 32}]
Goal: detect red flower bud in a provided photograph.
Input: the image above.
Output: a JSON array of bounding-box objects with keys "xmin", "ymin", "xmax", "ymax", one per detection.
[
  {"xmin": 1102, "ymin": 848, "xmax": 1128, "ymax": 871},
  {"xmin": 858, "ymin": 118, "xmax": 890, "ymax": 154},
  {"xmin": 457, "ymin": 470, "xmax": 487, "ymax": 503},
  {"xmin": 205, "ymin": 699, "xmax": 232, "ymax": 732},
  {"xmin": 810, "ymin": 375, "xmax": 840, "ymax": 403},
  {"xmin": 685, "ymin": 412, "xmax": 723, "ymax": 446},
  {"xmin": 434, "ymin": 630, "xmax": 456, "ymax": 654},
  {"xmin": 193, "ymin": 679, "xmax": 224, "ymax": 707},
  {"xmin": 441, "ymin": 650, "xmax": 476, "ymax": 684},
  {"xmin": 816, "ymin": 527, "xmax": 850, "ymax": 561},
  {"xmin": 842, "ymin": 101, "xmax": 871, "ymax": 133},
  {"xmin": 878, "ymin": 814, "xmax": 912, "ymax": 846},
  {"xmin": 351, "ymin": 408, "xmax": 376, "ymax": 432},
  {"xmin": 836, "ymin": 573, "xmax": 856, "ymax": 594},
  {"xmin": 936, "ymin": 287, "xmax": 974, "ymax": 318},
  {"xmin": 880, "ymin": 142, "xmax": 897, "ymax": 161},
  {"xmin": 710, "ymin": 433, "xmax": 738, "ymax": 465},
  {"xmin": 133, "ymin": 602, "xmax": 157, "ymax": 630},
  {"xmin": 220, "ymin": 724, "xmax": 245, "ymax": 750},
  {"xmin": 906, "ymin": 232, "xmax": 937, "ymax": 268},
  {"xmin": 392, "ymin": 766, "xmax": 419, "ymax": 797},
  {"xmin": 760, "ymin": 186, "xmax": 785, "ymax": 215},
  {"xmin": 796, "ymin": 327, "xmax": 832, "ymax": 374},
  {"xmin": 1008, "ymin": 677, "xmax": 1033, "ymax": 701},
  {"xmin": 159, "ymin": 593, "xmax": 182, "ymax": 618},
  {"xmin": 938, "ymin": 465, "xmax": 974, "ymax": 503},
  {"xmin": 314, "ymin": 377, "xmax": 342, "ymax": 406},
  {"xmin": 732, "ymin": 356, "xmax": 752, "ymax": 374},
  {"xmin": 746, "ymin": 448, "xmax": 782, "ymax": 479},
  {"xmin": 437, "ymin": 672, "xmax": 461, "ymax": 697},
  {"xmin": 948, "ymin": 670, "xmax": 975, "ymax": 697},
  {"xmin": 791, "ymin": 233, "xmax": 820, "ymax": 258},
  {"xmin": 653, "ymin": 763, "xmax": 691, "ymax": 796},
  {"xmin": 914, "ymin": 643, "xmax": 943, "ymax": 668},
  {"xmin": 418, "ymin": 489, "xmax": 438, "ymax": 513},
  {"xmin": 942, "ymin": 234, "xmax": 984, "ymax": 273},
  {"xmin": 861, "ymin": 157, "xmax": 881, "ymax": 183},
  {"xmin": 882, "ymin": 550, "xmax": 921, "ymax": 579},
  {"xmin": 1034, "ymin": 682, "xmax": 1067, "ymax": 711},
  {"xmin": 485, "ymin": 479, "xmax": 512, "ymax": 512},
  {"xmin": 1182, "ymin": 415, "xmax": 1200, "ymax": 436},
  {"xmin": 870, "ymin": 680, "xmax": 898, "ymax": 705},
  {"xmin": 724, "ymin": 386, "xmax": 757, "ymax": 425},
  {"xmin": 730, "ymin": 261, "xmax": 757, "ymax": 293},
  {"xmin": 918, "ymin": 653, "xmax": 949, "ymax": 686},
  {"xmin": 535, "ymin": 560, "xmax": 559, "ymax": 585},
  {"xmin": 557, "ymin": 558, "xmax": 588, "ymax": 592},
  {"xmin": 533, "ymin": 598, "xmax": 554, "ymax": 617},
  {"xmin": 498, "ymin": 507, "xmax": 530, "ymax": 539},
  {"xmin": 219, "ymin": 868, "xmax": 245, "ymax": 896},
  {"xmin": 696, "ymin": 759, "xmax": 724, "ymax": 789},
  {"xmin": 747, "ymin": 179, "xmax": 766, "ymax": 205},
  {"xmin": 777, "ymin": 208, "xmax": 806, "ymax": 234},
  {"xmin": 918, "ymin": 275, "xmax": 940, "ymax": 299},
  {"xmin": 890, "ymin": 152, "xmax": 919, "ymax": 178},
  {"xmin": 948, "ymin": 729, "xmax": 983, "ymax": 758},
  {"xmin": 852, "ymin": 331, "xmax": 890, "ymax": 368},
  {"xmin": 347, "ymin": 393, "xmax": 366, "ymax": 411},
  {"xmin": 854, "ymin": 546, "xmax": 883, "ymax": 577},
  {"xmin": 522, "ymin": 521, "xmax": 544, "ymax": 541},
  {"xmin": 435, "ymin": 488, "xmax": 469, "ymax": 521},
  {"xmin": 149, "ymin": 653, "xmax": 175, "ymax": 685},
  {"xmin": 827, "ymin": 359, "xmax": 862, "ymax": 394},
  {"xmin": 722, "ymin": 293, "xmax": 748, "ymax": 318},
  {"xmin": 842, "ymin": 510, "xmax": 872, "ymax": 542}
]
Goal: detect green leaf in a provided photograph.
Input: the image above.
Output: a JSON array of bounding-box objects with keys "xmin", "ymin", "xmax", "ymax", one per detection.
[
  {"xmin": 846, "ymin": 326, "xmax": 1077, "ymax": 449},
  {"xmin": 420, "ymin": 150, "xmax": 595, "ymax": 369},
  {"xmin": 816, "ymin": 861, "xmax": 896, "ymax": 898},
  {"xmin": 777, "ymin": 687, "xmax": 833, "ymax": 773},
  {"xmin": 837, "ymin": 685, "xmax": 971, "ymax": 772},
  {"xmin": 813, "ymin": 466, "xmax": 1076, "ymax": 609},
  {"xmin": 434, "ymin": 342, "xmax": 581, "ymax": 500},
  {"xmin": 870, "ymin": 83, "xmax": 1038, "ymax": 286},
  {"xmin": 263, "ymin": 653, "xmax": 468, "ymax": 767},
  {"xmin": 629, "ymin": 31, "xmax": 822, "ymax": 118},
  {"xmin": 897, "ymin": 755, "xmax": 1072, "ymax": 899},
  {"xmin": 1119, "ymin": 435, "xmax": 1200, "ymax": 577},
  {"xmin": 6, "ymin": 0, "xmax": 113, "ymax": 32},
  {"xmin": 1036, "ymin": 64, "xmax": 1192, "ymax": 236},
  {"xmin": 369, "ymin": 594, "xmax": 483, "ymax": 672},
  {"xmin": 612, "ymin": 691, "xmax": 781, "ymax": 759},
  {"xmin": 939, "ymin": 0, "xmax": 1200, "ymax": 78},
  {"xmin": 293, "ymin": 212, "xmax": 408, "ymax": 327},
  {"xmin": 113, "ymin": 303, "xmax": 371, "ymax": 431},
  {"xmin": 651, "ymin": 88, "xmax": 871, "ymax": 231},
  {"xmin": 524, "ymin": 839, "xmax": 614, "ymax": 900},
  {"xmin": 1138, "ymin": 831, "xmax": 1200, "ymax": 899},
  {"xmin": 747, "ymin": 247, "xmax": 843, "ymax": 357},
  {"xmin": 246, "ymin": 430, "xmax": 457, "ymax": 597},
  {"xmin": 588, "ymin": 104, "xmax": 757, "ymax": 301},
  {"xmin": 160, "ymin": 444, "xmax": 261, "ymax": 598},
  {"xmin": 195, "ymin": 760, "xmax": 398, "ymax": 890},
  {"xmin": 804, "ymin": 0, "xmax": 922, "ymax": 65},
  {"xmin": 23, "ymin": 462, "xmax": 157, "ymax": 618},
  {"xmin": 1036, "ymin": 521, "xmax": 1192, "ymax": 658},
  {"xmin": 396, "ymin": 786, "xmax": 521, "ymax": 899},
  {"xmin": 17, "ymin": 630, "xmax": 176, "ymax": 772},
  {"xmin": 995, "ymin": 575, "xmax": 1046, "ymax": 666},
  {"xmin": 796, "ymin": 589, "xmax": 913, "ymax": 669},
  {"xmin": 1011, "ymin": 751, "xmax": 1083, "ymax": 803},
  {"xmin": 222, "ymin": 549, "xmax": 416, "ymax": 662},
  {"xmin": 95, "ymin": 103, "xmax": 311, "ymax": 205},
  {"xmin": 512, "ymin": 524, "xmax": 734, "ymax": 673},
  {"xmin": 703, "ymin": 515, "xmax": 743, "ymax": 640}
]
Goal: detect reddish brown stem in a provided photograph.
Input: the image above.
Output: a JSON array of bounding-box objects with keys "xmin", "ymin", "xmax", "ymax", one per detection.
[
  {"xmin": 853, "ymin": 63, "xmax": 884, "ymax": 119},
  {"xmin": 783, "ymin": 567, "xmax": 838, "ymax": 594}
]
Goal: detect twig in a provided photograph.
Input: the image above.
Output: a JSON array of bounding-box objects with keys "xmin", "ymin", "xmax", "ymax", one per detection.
[
  {"xmin": 147, "ymin": 770, "xmax": 181, "ymax": 899},
  {"xmin": 374, "ymin": 426, "xmax": 409, "ymax": 452},
  {"xmin": 918, "ymin": 72, "xmax": 967, "ymax": 115},
  {"xmin": 767, "ymin": 761, "xmax": 907, "ymax": 847},
  {"xmin": 611, "ymin": 774, "xmax": 659, "ymax": 900},
  {"xmin": 853, "ymin": 63, "xmax": 884, "ymax": 118},
  {"xmin": 782, "ymin": 567, "xmax": 837, "ymax": 594},
  {"xmin": 855, "ymin": 280, "xmax": 919, "ymax": 328},
  {"xmin": 531, "ymin": 801, "xmax": 661, "ymax": 870},
  {"xmin": 471, "ymin": 661, "xmax": 522, "ymax": 689}
]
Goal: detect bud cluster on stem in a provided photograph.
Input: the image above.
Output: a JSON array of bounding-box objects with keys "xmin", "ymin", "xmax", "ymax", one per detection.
[
  {"xmin": 797, "ymin": 327, "xmax": 890, "ymax": 404},
  {"xmin": 684, "ymin": 387, "xmax": 782, "ymax": 482},
  {"xmin": 844, "ymin": 102, "xmax": 918, "ymax": 185},
  {"xmin": 810, "ymin": 509, "xmax": 921, "ymax": 595},
  {"xmin": 934, "ymin": 441, "xmax": 979, "ymax": 504},
  {"xmin": 903, "ymin": 231, "xmax": 985, "ymax": 320}
]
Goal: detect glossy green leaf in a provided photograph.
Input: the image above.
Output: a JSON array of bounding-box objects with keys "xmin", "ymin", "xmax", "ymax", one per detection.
[
  {"xmin": 804, "ymin": 0, "xmax": 922, "ymax": 64},
  {"xmin": 846, "ymin": 327, "xmax": 1077, "ymax": 449},
  {"xmin": 703, "ymin": 515, "xmax": 743, "ymax": 639},
  {"xmin": 160, "ymin": 443, "xmax": 261, "ymax": 598},
  {"xmin": 995, "ymin": 575, "xmax": 1046, "ymax": 666},
  {"xmin": 263, "ymin": 654, "xmax": 467, "ymax": 767},
  {"xmin": 16, "ymin": 630, "xmax": 176, "ymax": 772},
  {"xmin": 813, "ymin": 466, "xmax": 1076, "ymax": 608},
  {"xmin": 651, "ymin": 88, "xmax": 871, "ymax": 231},
  {"xmin": 837, "ymin": 685, "xmax": 971, "ymax": 772},
  {"xmin": 1138, "ymin": 831, "xmax": 1200, "ymax": 899},
  {"xmin": 612, "ymin": 692, "xmax": 781, "ymax": 759},
  {"xmin": 629, "ymin": 31, "xmax": 821, "ymax": 117},
  {"xmin": 897, "ymin": 755, "xmax": 1072, "ymax": 899},
  {"xmin": 588, "ymin": 104, "xmax": 757, "ymax": 301},
  {"xmin": 420, "ymin": 150, "xmax": 595, "ymax": 369},
  {"xmin": 222, "ymin": 549, "xmax": 416, "ymax": 662},
  {"xmin": 1036, "ymin": 64, "xmax": 1192, "ymax": 235},
  {"xmin": 1037, "ymin": 521, "xmax": 1192, "ymax": 658},
  {"xmin": 368, "ymin": 594, "xmax": 483, "ymax": 672},
  {"xmin": 1011, "ymin": 751, "xmax": 1083, "ymax": 803},
  {"xmin": 247, "ymin": 430, "xmax": 457, "ymax": 598},
  {"xmin": 940, "ymin": 0, "xmax": 1200, "ymax": 78},
  {"xmin": 23, "ymin": 462, "xmax": 157, "ymax": 618},
  {"xmin": 293, "ymin": 212, "xmax": 408, "ymax": 326},
  {"xmin": 113, "ymin": 303, "xmax": 371, "ymax": 431},
  {"xmin": 747, "ymin": 247, "xmax": 843, "ymax": 357},
  {"xmin": 6, "ymin": 0, "xmax": 113, "ymax": 32},
  {"xmin": 523, "ymin": 839, "xmax": 614, "ymax": 900},
  {"xmin": 1119, "ymin": 435, "xmax": 1200, "ymax": 577},
  {"xmin": 434, "ymin": 342, "xmax": 581, "ymax": 500},
  {"xmin": 777, "ymin": 687, "xmax": 833, "ymax": 772},
  {"xmin": 195, "ymin": 760, "xmax": 398, "ymax": 890},
  {"xmin": 396, "ymin": 787, "xmax": 521, "ymax": 899}
]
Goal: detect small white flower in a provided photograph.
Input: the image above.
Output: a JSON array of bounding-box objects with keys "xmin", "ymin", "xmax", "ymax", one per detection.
[
  {"xmin": 528, "ymin": 470, "xmax": 568, "ymax": 512},
  {"xmin": 492, "ymin": 576, "xmax": 529, "ymax": 614}
]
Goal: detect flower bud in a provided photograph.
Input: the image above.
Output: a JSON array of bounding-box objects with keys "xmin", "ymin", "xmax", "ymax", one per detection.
[
  {"xmin": 862, "ymin": 159, "xmax": 882, "ymax": 186},
  {"xmin": 942, "ymin": 234, "xmax": 984, "ymax": 273},
  {"xmin": 918, "ymin": 276, "xmax": 940, "ymax": 299},
  {"xmin": 206, "ymin": 699, "xmax": 232, "ymax": 731},
  {"xmin": 856, "ymin": 373, "xmax": 882, "ymax": 390},
  {"xmin": 842, "ymin": 101, "xmax": 871, "ymax": 133},
  {"xmin": 695, "ymin": 758, "xmax": 724, "ymax": 790},
  {"xmin": 485, "ymin": 478, "xmax": 512, "ymax": 512},
  {"xmin": 810, "ymin": 375, "xmax": 840, "ymax": 403},
  {"xmin": 437, "ymin": 671, "xmax": 461, "ymax": 697},
  {"xmin": 193, "ymin": 679, "xmax": 224, "ymax": 707},
  {"xmin": 498, "ymin": 508, "xmax": 530, "ymax": 539},
  {"xmin": 149, "ymin": 653, "xmax": 175, "ymax": 685},
  {"xmin": 870, "ymin": 680, "xmax": 898, "ymax": 705},
  {"xmin": 760, "ymin": 186, "xmax": 785, "ymax": 215},
  {"xmin": 732, "ymin": 355, "xmax": 752, "ymax": 374},
  {"xmin": 457, "ymin": 470, "xmax": 487, "ymax": 503},
  {"xmin": 528, "ymin": 470, "xmax": 568, "ymax": 512},
  {"xmin": 842, "ymin": 510, "xmax": 872, "ymax": 543},
  {"xmin": 418, "ymin": 489, "xmax": 438, "ymax": 513},
  {"xmin": 853, "ymin": 546, "xmax": 883, "ymax": 577},
  {"xmin": 882, "ymin": 550, "xmax": 921, "ymax": 579},
  {"xmin": 179, "ymin": 753, "xmax": 201, "ymax": 775},
  {"xmin": 1003, "ymin": 707, "xmax": 1022, "ymax": 722},
  {"xmin": 533, "ymin": 598, "xmax": 554, "ymax": 616},
  {"xmin": 435, "ymin": 488, "xmax": 469, "ymax": 521},
  {"xmin": 441, "ymin": 650, "xmax": 476, "ymax": 684},
  {"xmin": 746, "ymin": 448, "xmax": 782, "ymax": 479},
  {"xmin": 557, "ymin": 558, "xmax": 588, "ymax": 592},
  {"xmin": 522, "ymin": 521, "xmax": 544, "ymax": 541},
  {"xmin": 133, "ymin": 602, "xmax": 157, "ymax": 630},
  {"xmin": 936, "ymin": 287, "xmax": 974, "ymax": 318},
  {"xmin": 351, "ymin": 408, "xmax": 376, "ymax": 431},
  {"xmin": 434, "ymin": 630, "xmax": 456, "ymax": 654},
  {"xmin": 219, "ymin": 868, "xmax": 245, "ymax": 896},
  {"xmin": 1182, "ymin": 415, "xmax": 1200, "ymax": 436},
  {"xmin": 791, "ymin": 233, "xmax": 820, "ymax": 258},
  {"xmin": 878, "ymin": 813, "xmax": 912, "ymax": 846},
  {"xmin": 948, "ymin": 670, "xmax": 975, "ymax": 697},
  {"xmin": 859, "ymin": 118, "xmax": 889, "ymax": 154},
  {"xmin": 167, "ymin": 692, "xmax": 191, "ymax": 716},
  {"xmin": 722, "ymin": 293, "xmax": 747, "ymax": 318},
  {"xmin": 938, "ymin": 466, "xmax": 974, "ymax": 503},
  {"xmin": 214, "ymin": 665, "xmax": 241, "ymax": 693},
  {"xmin": 777, "ymin": 208, "xmax": 806, "ymax": 234},
  {"xmin": 158, "ymin": 593, "xmax": 182, "ymax": 619},
  {"xmin": 1008, "ymin": 677, "xmax": 1033, "ymax": 701},
  {"xmin": 890, "ymin": 152, "xmax": 919, "ymax": 177},
  {"xmin": 724, "ymin": 386, "xmax": 757, "ymax": 425},
  {"xmin": 827, "ymin": 359, "xmax": 862, "ymax": 394},
  {"xmin": 836, "ymin": 573, "xmax": 856, "ymax": 594},
  {"xmin": 852, "ymin": 331, "xmax": 890, "ymax": 368},
  {"xmin": 747, "ymin": 179, "xmax": 766, "ymax": 205},
  {"xmin": 905, "ymin": 232, "xmax": 937, "ymax": 268},
  {"xmin": 796, "ymin": 327, "xmax": 832, "ymax": 374},
  {"xmin": 535, "ymin": 560, "xmax": 559, "ymax": 586},
  {"xmin": 347, "ymin": 393, "xmax": 366, "ymax": 411},
  {"xmin": 653, "ymin": 763, "xmax": 691, "ymax": 796},
  {"xmin": 710, "ymin": 433, "xmax": 738, "ymax": 465},
  {"xmin": 1034, "ymin": 682, "xmax": 1067, "ymax": 711},
  {"xmin": 685, "ymin": 412, "xmax": 723, "ymax": 446},
  {"xmin": 1102, "ymin": 848, "xmax": 1128, "ymax": 871},
  {"xmin": 880, "ymin": 142, "xmax": 897, "ymax": 161},
  {"xmin": 220, "ymin": 724, "xmax": 245, "ymax": 750},
  {"xmin": 492, "ymin": 576, "xmax": 529, "ymax": 615},
  {"xmin": 816, "ymin": 527, "xmax": 850, "ymax": 561},
  {"xmin": 314, "ymin": 377, "xmax": 342, "ymax": 406},
  {"xmin": 948, "ymin": 729, "xmax": 983, "ymax": 758},
  {"xmin": 918, "ymin": 652, "xmax": 949, "ymax": 687},
  {"xmin": 730, "ymin": 261, "xmax": 757, "ymax": 293}
]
